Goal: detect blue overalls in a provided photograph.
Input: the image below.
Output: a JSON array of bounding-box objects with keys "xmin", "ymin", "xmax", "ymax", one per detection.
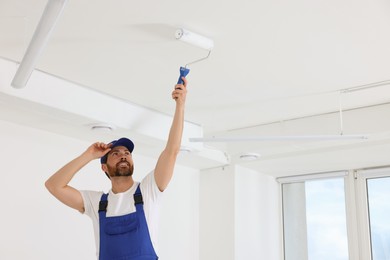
[{"xmin": 98, "ymin": 184, "xmax": 159, "ymax": 260}]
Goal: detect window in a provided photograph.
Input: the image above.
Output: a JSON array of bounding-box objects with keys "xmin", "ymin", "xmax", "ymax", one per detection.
[
  {"xmin": 280, "ymin": 167, "xmax": 390, "ymax": 260},
  {"xmin": 281, "ymin": 173, "xmax": 349, "ymax": 260}
]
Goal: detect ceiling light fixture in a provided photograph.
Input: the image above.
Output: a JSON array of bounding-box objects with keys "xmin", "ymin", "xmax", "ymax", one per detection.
[
  {"xmin": 190, "ymin": 86, "xmax": 374, "ymax": 143},
  {"xmin": 189, "ymin": 134, "xmax": 368, "ymax": 142},
  {"xmin": 239, "ymin": 153, "xmax": 261, "ymax": 161},
  {"xmin": 11, "ymin": 0, "xmax": 69, "ymax": 89},
  {"xmin": 179, "ymin": 146, "xmax": 193, "ymax": 155},
  {"xmin": 90, "ymin": 124, "xmax": 115, "ymax": 132}
]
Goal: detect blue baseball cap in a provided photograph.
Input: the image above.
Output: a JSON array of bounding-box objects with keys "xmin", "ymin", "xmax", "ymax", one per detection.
[{"xmin": 100, "ymin": 137, "xmax": 134, "ymax": 164}]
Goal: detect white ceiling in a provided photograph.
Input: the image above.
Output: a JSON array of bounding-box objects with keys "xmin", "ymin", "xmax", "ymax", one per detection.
[{"xmin": 1, "ymin": 0, "xmax": 390, "ymax": 177}]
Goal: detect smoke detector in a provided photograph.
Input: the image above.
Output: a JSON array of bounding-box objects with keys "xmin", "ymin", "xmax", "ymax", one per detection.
[
  {"xmin": 90, "ymin": 123, "xmax": 115, "ymax": 132},
  {"xmin": 239, "ymin": 153, "xmax": 261, "ymax": 161},
  {"xmin": 179, "ymin": 146, "xmax": 193, "ymax": 155}
]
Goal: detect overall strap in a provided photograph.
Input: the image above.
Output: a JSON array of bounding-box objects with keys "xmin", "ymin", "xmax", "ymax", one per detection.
[
  {"xmin": 98, "ymin": 193, "xmax": 108, "ymax": 260},
  {"xmin": 133, "ymin": 184, "xmax": 144, "ymax": 205},
  {"xmin": 99, "ymin": 193, "xmax": 109, "ymax": 213}
]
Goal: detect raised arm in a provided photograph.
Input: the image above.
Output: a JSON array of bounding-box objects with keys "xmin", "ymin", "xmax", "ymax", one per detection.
[
  {"xmin": 154, "ymin": 77, "xmax": 188, "ymax": 191},
  {"xmin": 45, "ymin": 142, "xmax": 111, "ymax": 212}
]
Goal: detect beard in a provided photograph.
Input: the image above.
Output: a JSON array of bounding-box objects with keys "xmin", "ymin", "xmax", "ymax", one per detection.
[{"xmin": 107, "ymin": 161, "xmax": 134, "ymax": 178}]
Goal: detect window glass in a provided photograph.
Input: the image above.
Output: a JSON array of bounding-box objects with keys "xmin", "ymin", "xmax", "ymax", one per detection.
[
  {"xmin": 367, "ymin": 177, "xmax": 390, "ymax": 260},
  {"xmin": 305, "ymin": 178, "xmax": 349, "ymax": 260},
  {"xmin": 282, "ymin": 178, "xmax": 349, "ymax": 260}
]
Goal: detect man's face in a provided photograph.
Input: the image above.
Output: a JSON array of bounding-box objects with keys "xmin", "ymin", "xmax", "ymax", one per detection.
[{"xmin": 103, "ymin": 146, "xmax": 134, "ymax": 178}]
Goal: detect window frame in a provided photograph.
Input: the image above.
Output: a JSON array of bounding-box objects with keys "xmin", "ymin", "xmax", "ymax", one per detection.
[
  {"xmin": 278, "ymin": 171, "xmax": 349, "ymax": 260},
  {"xmin": 278, "ymin": 166, "xmax": 390, "ymax": 260},
  {"xmin": 355, "ymin": 167, "xmax": 390, "ymax": 260}
]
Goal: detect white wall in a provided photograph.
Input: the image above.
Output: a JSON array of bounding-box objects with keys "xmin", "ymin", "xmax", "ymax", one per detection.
[
  {"xmin": 199, "ymin": 166, "xmax": 236, "ymax": 260},
  {"xmin": 199, "ymin": 165, "xmax": 282, "ymax": 260},
  {"xmin": 0, "ymin": 119, "xmax": 199, "ymax": 260},
  {"xmin": 159, "ymin": 163, "xmax": 199, "ymax": 260},
  {"xmin": 235, "ymin": 166, "xmax": 282, "ymax": 260}
]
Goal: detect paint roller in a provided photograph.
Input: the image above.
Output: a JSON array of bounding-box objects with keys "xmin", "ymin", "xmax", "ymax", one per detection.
[{"xmin": 175, "ymin": 28, "xmax": 214, "ymax": 84}]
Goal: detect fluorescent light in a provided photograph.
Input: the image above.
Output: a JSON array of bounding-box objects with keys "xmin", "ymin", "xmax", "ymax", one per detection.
[
  {"xmin": 11, "ymin": 0, "xmax": 68, "ymax": 89},
  {"xmin": 175, "ymin": 28, "xmax": 214, "ymax": 51},
  {"xmin": 189, "ymin": 135, "xmax": 369, "ymax": 142}
]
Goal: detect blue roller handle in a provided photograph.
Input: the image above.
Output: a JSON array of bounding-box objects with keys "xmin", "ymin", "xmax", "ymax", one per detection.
[{"xmin": 177, "ymin": 67, "xmax": 190, "ymax": 84}]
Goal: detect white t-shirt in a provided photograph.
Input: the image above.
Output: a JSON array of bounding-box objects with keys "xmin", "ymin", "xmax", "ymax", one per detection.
[{"xmin": 80, "ymin": 171, "xmax": 163, "ymax": 258}]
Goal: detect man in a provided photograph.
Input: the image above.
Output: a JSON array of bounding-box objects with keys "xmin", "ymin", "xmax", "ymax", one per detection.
[{"xmin": 45, "ymin": 77, "xmax": 188, "ymax": 260}]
